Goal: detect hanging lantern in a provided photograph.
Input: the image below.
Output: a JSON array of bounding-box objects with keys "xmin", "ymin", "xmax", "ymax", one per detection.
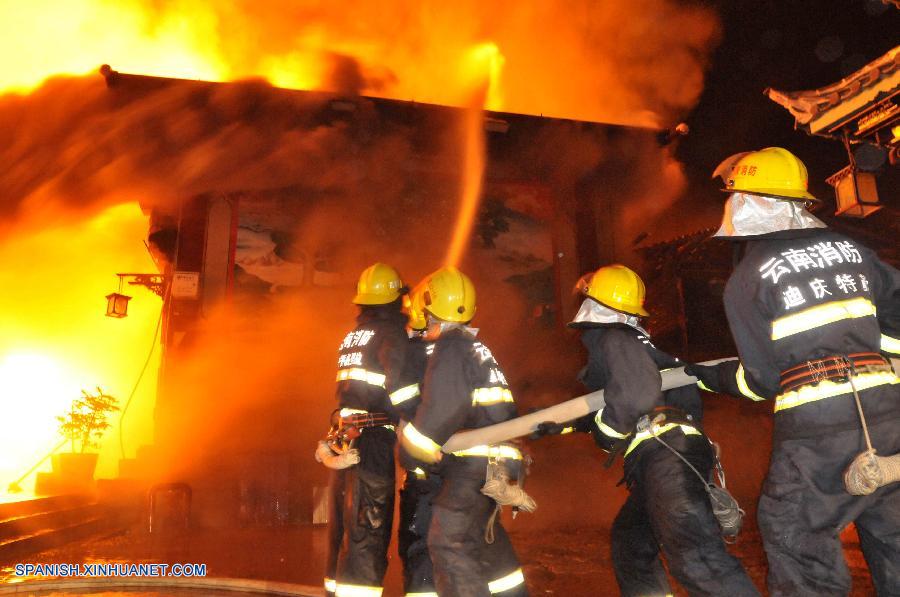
[
  {"xmin": 105, "ymin": 292, "xmax": 131, "ymax": 318},
  {"xmin": 827, "ymin": 165, "xmax": 882, "ymax": 218},
  {"xmin": 105, "ymin": 275, "xmax": 132, "ymax": 318}
]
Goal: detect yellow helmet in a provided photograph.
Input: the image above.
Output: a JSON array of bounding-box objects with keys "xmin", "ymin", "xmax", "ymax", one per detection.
[
  {"xmin": 423, "ymin": 266, "xmax": 476, "ymax": 323},
  {"xmin": 713, "ymin": 147, "xmax": 817, "ymax": 201},
  {"xmin": 583, "ymin": 265, "xmax": 648, "ymax": 316},
  {"xmin": 406, "ymin": 282, "xmax": 428, "ymax": 331},
  {"xmin": 353, "ymin": 263, "xmax": 405, "ymax": 305}
]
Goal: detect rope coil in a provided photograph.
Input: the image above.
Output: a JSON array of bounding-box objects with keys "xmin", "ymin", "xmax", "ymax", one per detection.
[{"xmin": 842, "ymin": 361, "xmax": 900, "ymax": 496}]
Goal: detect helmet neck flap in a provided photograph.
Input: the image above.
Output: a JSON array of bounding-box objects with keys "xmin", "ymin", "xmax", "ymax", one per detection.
[
  {"xmin": 569, "ymin": 298, "xmax": 648, "ymax": 335},
  {"xmin": 714, "ymin": 192, "xmax": 825, "ymax": 239}
]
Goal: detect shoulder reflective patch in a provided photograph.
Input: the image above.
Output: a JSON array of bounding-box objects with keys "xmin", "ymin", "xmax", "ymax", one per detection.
[
  {"xmin": 471, "ymin": 387, "xmax": 514, "ymax": 405},
  {"xmin": 770, "ymin": 297, "xmax": 876, "ymax": 340},
  {"xmin": 390, "ymin": 383, "xmax": 420, "ymax": 405},
  {"xmin": 594, "ymin": 409, "xmax": 628, "ymax": 439},
  {"xmin": 736, "ymin": 364, "xmax": 766, "ymax": 401},
  {"xmin": 488, "ymin": 568, "xmax": 526, "ymax": 593},
  {"xmin": 336, "ymin": 368, "xmax": 387, "ymax": 388},
  {"xmin": 774, "ymin": 371, "xmax": 899, "ymax": 412},
  {"xmin": 881, "ymin": 334, "xmax": 900, "ymax": 355},
  {"xmin": 401, "ymin": 423, "xmax": 442, "ymax": 463},
  {"xmin": 335, "ymin": 583, "xmax": 383, "ymax": 597}
]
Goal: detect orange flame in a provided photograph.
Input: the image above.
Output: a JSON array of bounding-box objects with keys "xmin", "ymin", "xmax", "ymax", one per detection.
[
  {"xmin": 444, "ymin": 42, "xmax": 503, "ymax": 268},
  {"xmin": 0, "ymin": 1, "xmax": 721, "ymax": 489},
  {"xmin": 0, "ymin": 205, "xmax": 159, "ymax": 489}
]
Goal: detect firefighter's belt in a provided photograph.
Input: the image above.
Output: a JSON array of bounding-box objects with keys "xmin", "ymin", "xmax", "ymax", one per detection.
[
  {"xmin": 606, "ymin": 407, "xmax": 702, "ymax": 466},
  {"xmin": 779, "ymin": 353, "xmax": 892, "ymax": 394},
  {"xmin": 339, "ymin": 412, "xmax": 393, "ymax": 429},
  {"xmin": 452, "ymin": 443, "xmax": 523, "ymax": 461}
]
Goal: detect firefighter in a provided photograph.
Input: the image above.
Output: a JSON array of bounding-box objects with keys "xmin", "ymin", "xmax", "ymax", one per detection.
[
  {"xmin": 686, "ymin": 147, "xmax": 900, "ymax": 596},
  {"xmin": 321, "ymin": 262, "xmax": 409, "ymax": 597},
  {"xmin": 394, "ymin": 282, "xmax": 440, "ymax": 596},
  {"xmin": 560, "ymin": 264, "xmax": 758, "ymax": 597},
  {"xmin": 400, "ymin": 266, "xmax": 528, "ymax": 597}
]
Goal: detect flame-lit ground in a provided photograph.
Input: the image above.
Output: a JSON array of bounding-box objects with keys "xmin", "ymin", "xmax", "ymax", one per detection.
[{"xmin": 0, "ymin": 397, "xmax": 876, "ymax": 596}]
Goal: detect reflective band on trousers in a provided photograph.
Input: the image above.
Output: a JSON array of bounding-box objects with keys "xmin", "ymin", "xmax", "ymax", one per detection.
[
  {"xmin": 325, "ymin": 578, "xmax": 337, "ymax": 593},
  {"xmin": 452, "ymin": 444, "xmax": 523, "ymax": 460},
  {"xmin": 402, "ymin": 423, "xmax": 442, "ymax": 457},
  {"xmin": 736, "ymin": 364, "xmax": 766, "ymax": 401},
  {"xmin": 595, "ymin": 408, "xmax": 627, "ymax": 439},
  {"xmin": 770, "ymin": 297, "xmax": 876, "ymax": 340},
  {"xmin": 335, "ymin": 583, "xmax": 383, "ymax": 597},
  {"xmin": 774, "ymin": 371, "xmax": 899, "ymax": 412},
  {"xmin": 882, "ymin": 334, "xmax": 900, "ymax": 355},
  {"xmin": 336, "ymin": 368, "xmax": 386, "ymax": 388},
  {"xmin": 472, "ymin": 386, "xmax": 515, "ymax": 405},
  {"xmin": 390, "ymin": 383, "xmax": 420, "ymax": 405},
  {"xmin": 624, "ymin": 423, "xmax": 701, "ymax": 456},
  {"xmin": 405, "ymin": 592, "xmax": 438, "ymax": 597},
  {"xmin": 488, "ymin": 568, "xmax": 526, "ymax": 593}
]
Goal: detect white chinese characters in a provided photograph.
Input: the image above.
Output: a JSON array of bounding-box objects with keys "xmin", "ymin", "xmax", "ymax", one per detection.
[
  {"xmin": 339, "ymin": 329, "xmax": 376, "ymax": 350},
  {"xmin": 760, "ymin": 241, "xmax": 863, "ymax": 284}
]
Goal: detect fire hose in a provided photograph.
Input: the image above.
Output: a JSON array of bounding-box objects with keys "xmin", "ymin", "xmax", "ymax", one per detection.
[
  {"xmin": 441, "ymin": 358, "xmax": 737, "ymax": 453},
  {"xmin": 442, "ymin": 357, "xmax": 900, "ymax": 496}
]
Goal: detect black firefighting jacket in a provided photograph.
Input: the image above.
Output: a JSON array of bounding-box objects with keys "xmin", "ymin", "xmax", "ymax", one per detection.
[
  {"xmin": 402, "ymin": 327, "xmax": 519, "ymax": 466},
  {"xmin": 722, "ymin": 228, "xmax": 900, "ymax": 439},
  {"xmin": 393, "ymin": 335, "xmax": 432, "ymax": 472},
  {"xmin": 574, "ymin": 322, "xmax": 703, "ymax": 455},
  {"xmin": 390, "ymin": 335, "xmax": 431, "ymax": 422},
  {"xmin": 334, "ymin": 304, "xmax": 409, "ymax": 419}
]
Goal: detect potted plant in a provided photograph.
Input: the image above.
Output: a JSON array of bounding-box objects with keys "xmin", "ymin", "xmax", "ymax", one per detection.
[{"xmin": 53, "ymin": 387, "xmax": 119, "ymax": 487}]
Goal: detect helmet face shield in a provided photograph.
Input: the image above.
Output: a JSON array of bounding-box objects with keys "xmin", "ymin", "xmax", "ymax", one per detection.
[{"xmin": 714, "ymin": 192, "xmax": 826, "ymax": 238}]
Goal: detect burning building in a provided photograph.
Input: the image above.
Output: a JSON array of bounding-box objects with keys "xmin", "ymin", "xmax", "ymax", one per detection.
[{"xmin": 81, "ymin": 66, "xmax": 688, "ymax": 526}]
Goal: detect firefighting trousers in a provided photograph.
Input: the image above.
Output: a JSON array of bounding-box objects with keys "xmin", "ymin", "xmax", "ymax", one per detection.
[
  {"xmin": 399, "ymin": 471, "xmax": 440, "ymax": 595},
  {"xmin": 325, "ymin": 427, "xmax": 396, "ymax": 596},
  {"xmin": 612, "ymin": 432, "xmax": 759, "ymax": 597},
  {"xmin": 428, "ymin": 460, "xmax": 528, "ymax": 597},
  {"xmin": 759, "ymin": 404, "xmax": 900, "ymax": 597}
]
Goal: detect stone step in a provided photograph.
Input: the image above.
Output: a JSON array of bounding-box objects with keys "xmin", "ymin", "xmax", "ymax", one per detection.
[
  {"xmin": 0, "ymin": 503, "xmax": 102, "ymax": 543},
  {"xmin": 0, "ymin": 497, "xmax": 140, "ymax": 559},
  {"xmin": 0, "ymin": 494, "xmax": 93, "ymax": 522}
]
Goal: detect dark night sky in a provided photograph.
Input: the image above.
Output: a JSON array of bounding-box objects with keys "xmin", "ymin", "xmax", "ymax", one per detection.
[{"xmin": 677, "ymin": 0, "xmax": 899, "ymax": 213}]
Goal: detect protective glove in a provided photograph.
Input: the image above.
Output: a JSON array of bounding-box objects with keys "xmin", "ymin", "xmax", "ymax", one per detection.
[
  {"xmin": 315, "ymin": 440, "xmax": 360, "ymax": 470},
  {"xmin": 532, "ymin": 421, "xmax": 569, "ymax": 438},
  {"xmin": 684, "ymin": 363, "xmax": 727, "ymax": 393}
]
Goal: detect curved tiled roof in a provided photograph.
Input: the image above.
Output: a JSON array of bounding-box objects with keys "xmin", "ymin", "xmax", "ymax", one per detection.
[{"xmin": 765, "ymin": 46, "xmax": 899, "ymax": 126}]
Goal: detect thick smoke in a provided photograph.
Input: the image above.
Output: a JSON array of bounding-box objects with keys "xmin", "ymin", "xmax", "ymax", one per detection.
[{"xmin": 0, "ymin": 0, "xmax": 724, "ymax": 530}]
